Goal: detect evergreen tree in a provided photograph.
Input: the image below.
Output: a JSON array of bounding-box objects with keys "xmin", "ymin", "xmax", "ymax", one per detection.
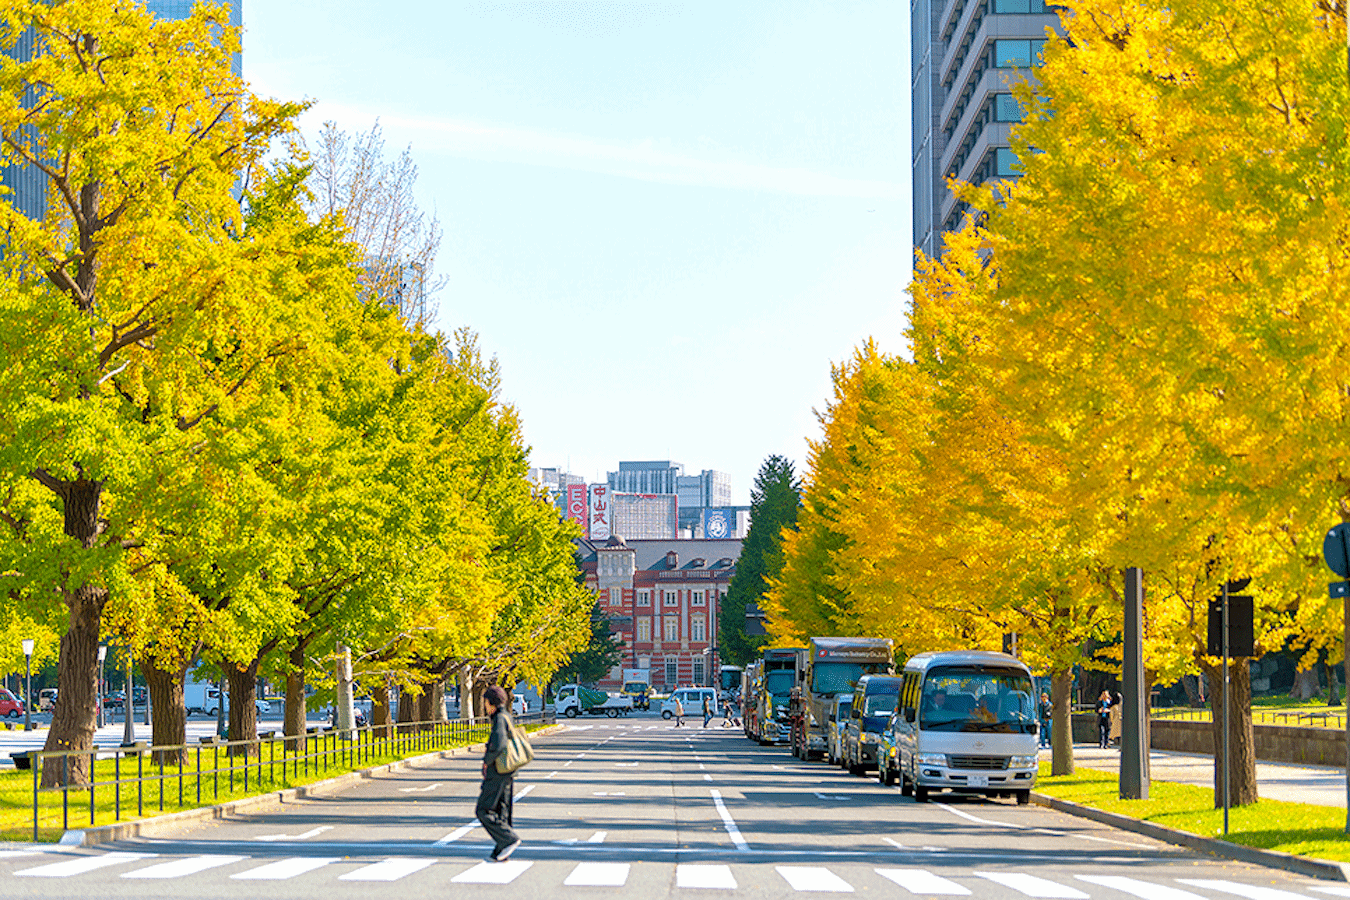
[
  {"xmin": 555, "ymin": 596, "xmax": 624, "ymax": 685},
  {"xmin": 720, "ymin": 455, "xmax": 801, "ymax": 666}
]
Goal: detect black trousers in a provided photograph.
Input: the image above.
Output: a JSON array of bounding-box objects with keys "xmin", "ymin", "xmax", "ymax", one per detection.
[{"xmin": 477, "ymin": 772, "xmax": 518, "ymax": 851}]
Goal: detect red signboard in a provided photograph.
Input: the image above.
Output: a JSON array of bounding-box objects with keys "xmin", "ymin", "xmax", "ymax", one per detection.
[{"xmin": 566, "ymin": 483, "xmax": 587, "ymax": 535}]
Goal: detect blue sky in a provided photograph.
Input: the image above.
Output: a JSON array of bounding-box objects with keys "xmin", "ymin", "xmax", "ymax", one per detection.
[{"xmin": 245, "ymin": 1, "xmax": 910, "ymax": 502}]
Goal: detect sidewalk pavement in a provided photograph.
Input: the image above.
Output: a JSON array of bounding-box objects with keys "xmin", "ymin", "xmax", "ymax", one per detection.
[{"xmin": 1045, "ymin": 743, "xmax": 1348, "ymax": 807}]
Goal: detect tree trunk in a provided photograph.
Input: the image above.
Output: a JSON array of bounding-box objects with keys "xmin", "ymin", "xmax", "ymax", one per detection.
[
  {"xmin": 1202, "ymin": 657, "xmax": 1258, "ymax": 807},
  {"xmin": 471, "ymin": 680, "xmax": 485, "ymax": 721},
  {"xmin": 416, "ymin": 686, "xmax": 435, "ymax": 730},
  {"xmin": 371, "ymin": 679, "xmax": 391, "ymax": 738},
  {"xmin": 431, "ymin": 681, "xmax": 447, "ymax": 723},
  {"xmin": 39, "ymin": 476, "xmax": 110, "ymax": 789},
  {"xmin": 1051, "ymin": 669, "xmax": 1074, "ymax": 776},
  {"xmin": 144, "ymin": 657, "xmax": 188, "ymax": 765},
  {"xmin": 456, "ymin": 668, "xmax": 473, "ymax": 720},
  {"xmin": 1182, "ymin": 674, "xmax": 1203, "ymax": 707},
  {"xmin": 397, "ymin": 684, "xmax": 417, "ymax": 733},
  {"xmin": 284, "ymin": 642, "xmax": 307, "ymax": 754},
  {"xmin": 227, "ymin": 659, "xmax": 260, "ymax": 758},
  {"xmin": 1290, "ymin": 667, "xmax": 1320, "ymax": 701},
  {"xmin": 1326, "ymin": 661, "xmax": 1341, "ymax": 706}
]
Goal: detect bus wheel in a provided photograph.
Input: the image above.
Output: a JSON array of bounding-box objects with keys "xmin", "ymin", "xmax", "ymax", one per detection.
[{"xmin": 913, "ymin": 785, "xmax": 929, "ymax": 803}]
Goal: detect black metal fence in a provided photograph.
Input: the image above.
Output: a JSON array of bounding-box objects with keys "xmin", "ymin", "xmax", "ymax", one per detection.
[{"xmin": 25, "ymin": 711, "xmax": 551, "ymax": 841}]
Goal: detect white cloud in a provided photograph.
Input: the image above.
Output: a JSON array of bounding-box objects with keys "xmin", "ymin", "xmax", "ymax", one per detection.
[{"xmin": 306, "ymin": 104, "xmax": 905, "ymax": 200}]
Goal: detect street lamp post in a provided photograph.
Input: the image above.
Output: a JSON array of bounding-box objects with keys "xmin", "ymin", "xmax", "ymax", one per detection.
[
  {"xmin": 96, "ymin": 646, "xmax": 107, "ymax": 729},
  {"xmin": 21, "ymin": 639, "xmax": 33, "ymax": 732},
  {"xmin": 122, "ymin": 653, "xmax": 134, "ymax": 746}
]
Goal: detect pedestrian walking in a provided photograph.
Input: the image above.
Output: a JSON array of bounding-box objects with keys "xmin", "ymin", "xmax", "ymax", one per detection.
[
  {"xmin": 1109, "ymin": 691, "xmax": 1123, "ymax": 747},
  {"xmin": 673, "ymin": 696, "xmax": 685, "ymax": 727},
  {"xmin": 477, "ymin": 685, "xmax": 521, "ymax": 862},
  {"xmin": 702, "ymin": 693, "xmax": 713, "ymax": 728},
  {"xmin": 1038, "ymin": 692, "xmax": 1052, "ymax": 748},
  {"xmin": 1095, "ymin": 690, "xmax": 1112, "ymax": 749},
  {"xmin": 721, "ymin": 698, "xmax": 737, "ymax": 728}
]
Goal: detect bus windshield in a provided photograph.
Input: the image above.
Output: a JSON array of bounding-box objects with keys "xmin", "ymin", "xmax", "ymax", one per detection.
[
  {"xmin": 920, "ymin": 667, "xmax": 1036, "ymax": 733},
  {"xmin": 765, "ymin": 670, "xmax": 795, "ymax": 697},
  {"xmin": 810, "ymin": 661, "xmax": 890, "ymax": 694}
]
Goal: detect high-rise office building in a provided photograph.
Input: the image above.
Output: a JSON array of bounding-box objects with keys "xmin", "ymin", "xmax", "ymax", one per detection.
[
  {"xmin": 2, "ymin": 1, "xmax": 243, "ymax": 222},
  {"xmin": 607, "ymin": 461, "xmax": 734, "ymax": 536},
  {"xmin": 912, "ymin": 0, "xmax": 1059, "ymax": 259}
]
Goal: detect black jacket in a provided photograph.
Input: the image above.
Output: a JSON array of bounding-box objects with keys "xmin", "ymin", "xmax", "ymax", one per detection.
[{"xmin": 483, "ymin": 709, "xmax": 514, "ymax": 772}]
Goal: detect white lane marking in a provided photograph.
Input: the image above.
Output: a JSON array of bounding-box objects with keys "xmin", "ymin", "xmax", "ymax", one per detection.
[
  {"xmin": 814, "ymin": 792, "xmax": 853, "ymax": 801},
  {"xmin": 17, "ymin": 852, "xmax": 157, "ymax": 877},
  {"xmin": 935, "ymin": 802, "xmax": 1025, "ymax": 828},
  {"xmin": 1312, "ymin": 890, "xmax": 1350, "ymax": 898},
  {"xmin": 933, "ymin": 801, "xmax": 1143, "ymax": 847},
  {"xmin": 546, "ymin": 771, "xmax": 560, "ymax": 779},
  {"xmin": 397, "ymin": 783, "xmax": 442, "ymax": 793},
  {"xmin": 975, "ymin": 872, "xmax": 1088, "ymax": 898},
  {"xmin": 124, "ymin": 855, "xmax": 248, "ymax": 879},
  {"xmin": 586, "ymin": 831, "xmax": 608, "ymax": 843},
  {"xmin": 704, "ymin": 774, "xmax": 713, "ymax": 781},
  {"xmin": 564, "ymin": 761, "xmax": 574, "ymax": 767},
  {"xmin": 698, "ymin": 763, "xmax": 706, "ymax": 770},
  {"xmin": 232, "ymin": 857, "xmax": 338, "ymax": 880},
  {"xmin": 434, "ymin": 823, "xmax": 477, "ymax": 844},
  {"xmin": 1079, "ymin": 876, "xmax": 1211, "ymax": 900},
  {"xmin": 709, "ymin": 789, "xmax": 749, "ymax": 852},
  {"xmin": 338, "ymin": 857, "xmax": 435, "ymax": 882},
  {"xmin": 592, "ymin": 791, "xmax": 627, "ymax": 796},
  {"xmin": 883, "ymin": 837, "xmax": 947, "ymax": 852},
  {"xmin": 876, "ymin": 868, "xmax": 971, "ymax": 894},
  {"xmin": 678, "ymin": 864, "xmax": 738, "ymax": 890},
  {"xmin": 0, "ymin": 850, "xmax": 42, "ymax": 859},
  {"xmin": 1179, "ymin": 881, "xmax": 1315, "ymax": 900},
  {"xmin": 452, "ymin": 860, "xmax": 532, "ymax": 884},
  {"xmin": 777, "ymin": 865, "xmax": 854, "ymax": 892},
  {"xmin": 615, "ymin": 762, "xmax": 639, "ymax": 767},
  {"xmin": 564, "ymin": 862, "xmax": 630, "ymax": 886},
  {"xmin": 254, "ymin": 825, "xmax": 334, "ymax": 842},
  {"xmin": 514, "ymin": 784, "xmax": 536, "ymax": 802}
]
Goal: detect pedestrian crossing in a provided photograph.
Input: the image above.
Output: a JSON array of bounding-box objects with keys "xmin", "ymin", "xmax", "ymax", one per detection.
[{"xmin": 2, "ymin": 853, "xmax": 1339, "ymax": 897}]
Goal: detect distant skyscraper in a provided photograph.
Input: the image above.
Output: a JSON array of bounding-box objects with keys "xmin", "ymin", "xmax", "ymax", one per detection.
[
  {"xmin": 911, "ymin": 0, "xmax": 1059, "ymax": 260},
  {"xmin": 607, "ymin": 461, "xmax": 735, "ymax": 536},
  {"xmin": 2, "ymin": 1, "xmax": 243, "ymax": 221}
]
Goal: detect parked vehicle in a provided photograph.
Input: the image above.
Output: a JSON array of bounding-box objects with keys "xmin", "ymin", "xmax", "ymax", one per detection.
[
  {"xmin": 184, "ymin": 682, "xmax": 270, "ymax": 716},
  {"xmin": 0, "ymin": 687, "xmax": 23, "ymax": 718},
  {"xmin": 741, "ymin": 661, "xmax": 762, "ymax": 739},
  {"xmin": 753, "ymin": 648, "xmax": 804, "ymax": 745},
  {"xmin": 825, "ymin": 693, "xmax": 853, "ymax": 765},
  {"xmin": 842, "ymin": 675, "xmax": 902, "ymax": 775},
  {"xmin": 718, "ymin": 665, "xmax": 743, "ymax": 704},
  {"xmin": 789, "ymin": 637, "xmax": 894, "ymax": 760},
  {"xmin": 621, "ymin": 680, "xmax": 651, "ymax": 710},
  {"xmin": 883, "ymin": 650, "xmax": 1038, "ymax": 805},
  {"xmin": 37, "ymin": 688, "xmax": 58, "ymax": 712},
  {"xmin": 661, "ymin": 687, "xmax": 716, "ymax": 720},
  {"xmin": 554, "ymin": 683, "xmax": 634, "ymax": 718}
]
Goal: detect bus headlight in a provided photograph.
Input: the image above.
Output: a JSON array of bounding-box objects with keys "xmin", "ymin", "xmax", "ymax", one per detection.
[
  {"xmin": 860, "ymin": 733, "xmax": 872, "ymax": 742},
  {"xmin": 916, "ymin": 753, "xmax": 947, "ymax": 766},
  {"xmin": 1008, "ymin": 755, "xmax": 1037, "ymax": 769}
]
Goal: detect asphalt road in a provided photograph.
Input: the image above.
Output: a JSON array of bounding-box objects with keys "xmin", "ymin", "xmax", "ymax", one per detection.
[{"xmin": 0, "ymin": 714, "xmax": 1338, "ymax": 899}]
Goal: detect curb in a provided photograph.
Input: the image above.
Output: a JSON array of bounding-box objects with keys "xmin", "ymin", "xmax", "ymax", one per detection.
[
  {"xmin": 1030, "ymin": 792, "xmax": 1350, "ymax": 882},
  {"xmin": 65, "ymin": 723, "xmax": 562, "ymax": 848}
]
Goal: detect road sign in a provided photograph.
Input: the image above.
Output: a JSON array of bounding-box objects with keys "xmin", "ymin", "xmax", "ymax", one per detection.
[
  {"xmin": 1207, "ymin": 595, "xmax": 1254, "ymax": 657},
  {"xmin": 1324, "ymin": 523, "xmax": 1350, "ymax": 578},
  {"xmin": 1332, "ymin": 582, "xmax": 1350, "ymax": 600}
]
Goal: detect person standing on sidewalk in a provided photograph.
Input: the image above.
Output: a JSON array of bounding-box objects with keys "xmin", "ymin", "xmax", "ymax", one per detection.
[
  {"xmin": 673, "ymin": 696, "xmax": 685, "ymax": 727},
  {"xmin": 702, "ymin": 693, "xmax": 713, "ymax": 728},
  {"xmin": 1038, "ymin": 692, "xmax": 1052, "ymax": 748},
  {"xmin": 1096, "ymin": 690, "xmax": 1112, "ymax": 749},
  {"xmin": 477, "ymin": 685, "xmax": 520, "ymax": 862}
]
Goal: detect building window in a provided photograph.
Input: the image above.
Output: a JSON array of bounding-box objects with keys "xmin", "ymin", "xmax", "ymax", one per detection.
[
  {"xmin": 637, "ymin": 618, "xmax": 651, "ymax": 642},
  {"xmin": 664, "ymin": 658, "xmax": 678, "ymax": 685},
  {"xmin": 692, "ymin": 617, "xmax": 706, "ymax": 641},
  {"xmin": 692, "ymin": 590, "xmax": 705, "ymax": 606},
  {"xmin": 993, "ymin": 0, "xmax": 1049, "ymax": 11},
  {"xmin": 995, "ymin": 39, "xmax": 1045, "ymax": 69},
  {"xmin": 692, "ymin": 658, "xmax": 705, "ymax": 686},
  {"xmin": 664, "ymin": 617, "xmax": 680, "ymax": 642},
  {"xmin": 994, "ymin": 93, "xmax": 1022, "ymax": 122},
  {"xmin": 637, "ymin": 590, "xmax": 650, "ymax": 607},
  {"xmin": 664, "ymin": 590, "xmax": 678, "ymax": 607},
  {"xmin": 996, "ymin": 148, "xmax": 1019, "ymax": 176}
]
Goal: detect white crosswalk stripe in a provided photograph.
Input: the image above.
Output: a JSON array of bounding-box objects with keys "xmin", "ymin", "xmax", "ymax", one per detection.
[
  {"xmin": 677, "ymin": 864, "xmax": 738, "ymax": 890},
  {"xmin": 230, "ymin": 857, "xmax": 338, "ymax": 880},
  {"xmin": 877, "ymin": 868, "xmax": 972, "ymax": 894},
  {"xmin": 123, "ymin": 855, "xmax": 246, "ymax": 879},
  {"xmin": 337, "ymin": 857, "xmax": 435, "ymax": 881},
  {"xmin": 975, "ymin": 872, "xmax": 1089, "ymax": 898},
  {"xmin": 1078, "ymin": 875, "xmax": 1212, "ymax": 900},
  {"xmin": 452, "ymin": 860, "xmax": 532, "ymax": 884},
  {"xmin": 564, "ymin": 862, "xmax": 630, "ymax": 886},
  {"xmin": 777, "ymin": 866, "xmax": 855, "ymax": 892},
  {"xmin": 15, "ymin": 852, "xmax": 156, "ymax": 878},
  {"xmin": 1179, "ymin": 880, "xmax": 1315, "ymax": 900}
]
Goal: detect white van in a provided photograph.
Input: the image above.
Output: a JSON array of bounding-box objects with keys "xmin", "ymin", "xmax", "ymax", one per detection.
[
  {"xmin": 889, "ymin": 650, "xmax": 1038, "ymax": 805},
  {"xmin": 661, "ymin": 687, "xmax": 717, "ymax": 720}
]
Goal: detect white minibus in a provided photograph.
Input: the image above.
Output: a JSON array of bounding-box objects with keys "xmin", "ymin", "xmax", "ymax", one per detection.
[{"xmin": 888, "ymin": 650, "xmax": 1038, "ymax": 805}]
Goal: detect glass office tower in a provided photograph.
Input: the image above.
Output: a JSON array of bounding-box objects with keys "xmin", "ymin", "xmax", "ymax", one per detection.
[{"xmin": 912, "ymin": 0, "xmax": 1058, "ymax": 260}]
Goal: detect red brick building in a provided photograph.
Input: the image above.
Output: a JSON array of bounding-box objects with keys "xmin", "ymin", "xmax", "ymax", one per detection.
[{"xmin": 578, "ymin": 536, "xmax": 741, "ymax": 691}]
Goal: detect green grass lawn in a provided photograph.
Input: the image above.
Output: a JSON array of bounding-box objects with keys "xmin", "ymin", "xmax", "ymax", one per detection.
[
  {"xmin": 1036, "ymin": 763, "xmax": 1350, "ymax": 861},
  {"xmin": 0, "ymin": 721, "xmax": 543, "ymax": 842}
]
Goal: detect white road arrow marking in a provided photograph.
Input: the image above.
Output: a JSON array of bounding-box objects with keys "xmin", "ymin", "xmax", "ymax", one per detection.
[
  {"xmin": 397, "ymin": 783, "xmax": 442, "ymax": 793},
  {"xmin": 253, "ymin": 826, "xmax": 333, "ymax": 842}
]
